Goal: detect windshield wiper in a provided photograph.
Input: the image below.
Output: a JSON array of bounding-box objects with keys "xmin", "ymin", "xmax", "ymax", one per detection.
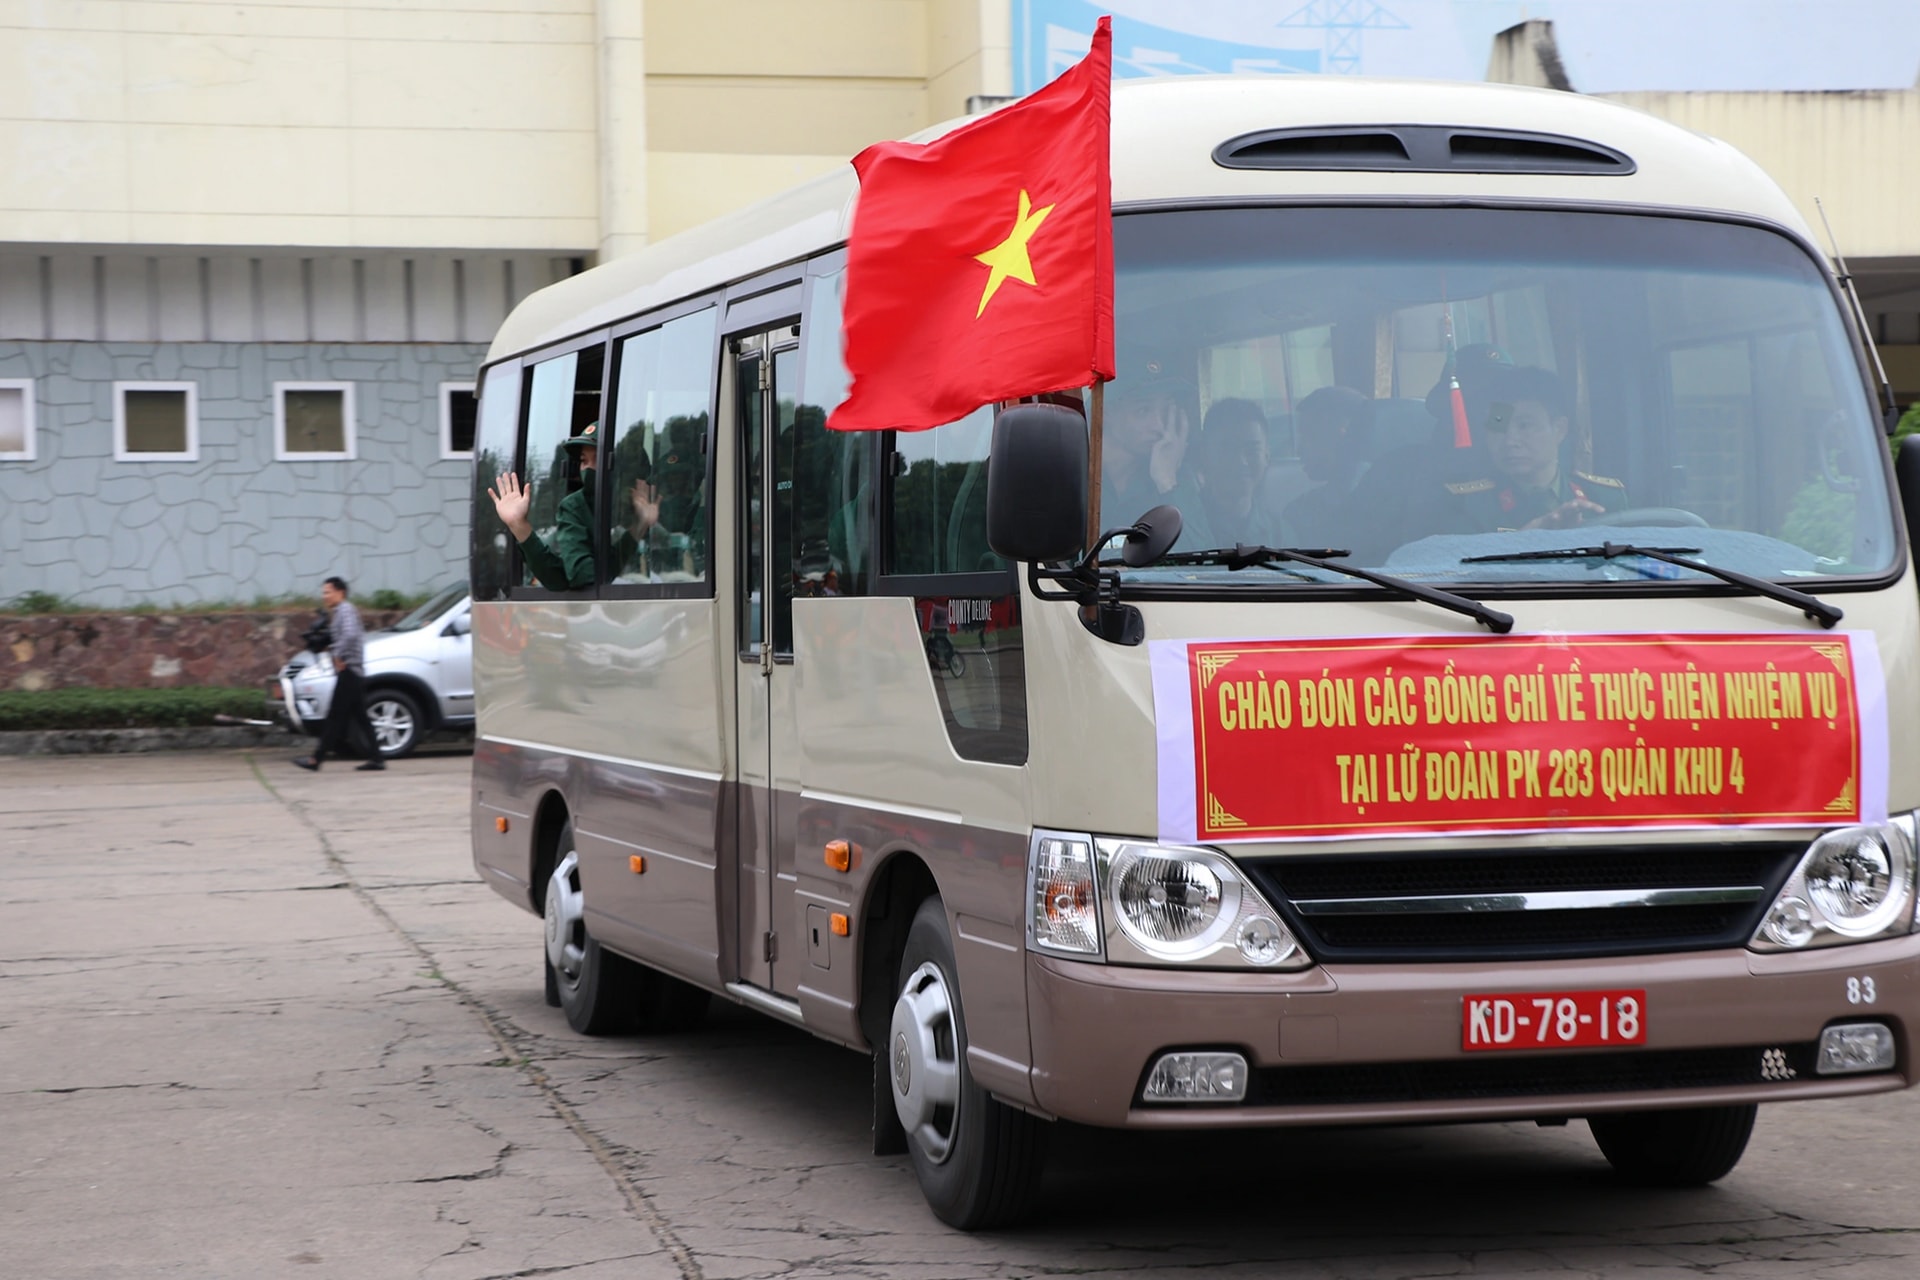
[
  {"xmin": 1161, "ymin": 545, "xmax": 1514, "ymax": 634},
  {"xmin": 1461, "ymin": 542, "xmax": 1843, "ymax": 629}
]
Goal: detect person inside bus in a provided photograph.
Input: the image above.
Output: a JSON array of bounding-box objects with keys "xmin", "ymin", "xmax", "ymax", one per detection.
[
  {"xmin": 1443, "ymin": 365, "xmax": 1629, "ymax": 531},
  {"xmin": 1191, "ymin": 397, "xmax": 1282, "ymax": 550},
  {"xmin": 1282, "ymin": 385, "xmax": 1373, "ymax": 550},
  {"xmin": 1342, "ymin": 346, "xmax": 1518, "ymax": 560},
  {"xmin": 611, "ymin": 420, "xmax": 703, "ymax": 582},
  {"xmin": 488, "ymin": 423, "xmax": 661, "ymax": 589},
  {"xmin": 1100, "ymin": 369, "xmax": 1203, "ymax": 538}
]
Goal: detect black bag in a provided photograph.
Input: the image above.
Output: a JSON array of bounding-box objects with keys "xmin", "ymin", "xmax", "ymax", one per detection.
[{"xmin": 301, "ymin": 611, "xmax": 332, "ymax": 654}]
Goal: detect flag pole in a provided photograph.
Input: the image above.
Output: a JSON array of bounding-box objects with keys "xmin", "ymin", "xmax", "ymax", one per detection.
[{"xmin": 1085, "ymin": 379, "xmax": 1105, "ymax": 554}]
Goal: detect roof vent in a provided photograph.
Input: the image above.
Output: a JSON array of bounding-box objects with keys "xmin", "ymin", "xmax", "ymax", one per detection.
[{"xmin": 1214, "ymin": 125, "xmax": 1634, "ymax": 176}]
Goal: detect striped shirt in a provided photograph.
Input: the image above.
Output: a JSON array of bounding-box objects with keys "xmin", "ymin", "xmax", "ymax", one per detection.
[{"xmin": 329, "ymin": 599, "xmax": 366, "ymax": 674}]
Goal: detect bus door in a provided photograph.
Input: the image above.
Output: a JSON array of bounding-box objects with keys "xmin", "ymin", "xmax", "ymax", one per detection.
[{"xmin": 732, "ymin": 329, "xmax": 803, "ymax": 997}]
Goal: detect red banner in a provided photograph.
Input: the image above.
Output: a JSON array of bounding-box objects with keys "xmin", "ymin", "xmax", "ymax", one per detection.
[{"xmin": 1185, "ymin": 635, "xmax": 1865, "ymax": 840}]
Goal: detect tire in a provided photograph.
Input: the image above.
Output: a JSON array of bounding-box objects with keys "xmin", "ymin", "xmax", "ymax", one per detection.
[
  {"xmin": 1588, "ymin": 1104, "xmax": 1757, "ymax": 1186},
  {"xmin": 365, "ymin": 687, "xmax": 425, "ymax": 759},
  {"xmin": 542, "ymin": 828, "xmax": 643, "ymax": 1035},
  {"xmin": 890, "ymin": 897, "xmax": 1047, "ymax": 1229}
]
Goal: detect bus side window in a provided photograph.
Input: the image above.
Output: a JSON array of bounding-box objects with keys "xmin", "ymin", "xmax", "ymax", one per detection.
[
  {"xmin": 887, "ymin": 406, "xmax": 1004, "ymax": 577},
  {"xmin": 607, "ymin": 307, "xmax": 717, "ymax": 588},
  {"xmin": 793, "ymin": 268, "xmax": 872, "ymax": 598},
  {"xmin": 882, "ymin": 405, "xmax": 1025, "ymax": 765},
  {"xmin": 470, "ymin": 360, "xmax": 523, "ymax": 602},
  {"xmin": 517, "ymin": 343, "xmax": 604, "ymax": 593}
]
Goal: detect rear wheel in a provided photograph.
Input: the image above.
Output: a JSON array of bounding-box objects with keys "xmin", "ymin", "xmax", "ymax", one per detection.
[
  {"xmin": 366, "ymin": 687, "xmax": 424, "ymax": 759},
  {"xmin": 891, "ymin": 897, "xmax": 1047, "ymax": 1229},
  {"xmin": 543, "ymin": 828, "xmax": 643, "ymax": 1035},
  {"xmin": 1588, "ymin": 1104, "xmax": 1757, "ymax": 1186}
]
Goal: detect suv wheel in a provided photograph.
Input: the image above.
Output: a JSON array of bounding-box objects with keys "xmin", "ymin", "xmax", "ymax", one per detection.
[{"xmin": 366, "ymin": 688, "xmax": 424, "ymax": 759}]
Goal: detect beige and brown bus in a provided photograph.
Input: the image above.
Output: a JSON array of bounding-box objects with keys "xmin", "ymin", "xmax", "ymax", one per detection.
[{"xmin": 470, "ymin": 76, "xmax": 1920, "ymax": 1228}]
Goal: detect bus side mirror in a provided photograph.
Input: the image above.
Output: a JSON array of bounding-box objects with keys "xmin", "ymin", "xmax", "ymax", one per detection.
[
  {"xmin": 986, "ymin": 404, "xmax": 1089, "ymax": 563},
  {"xmin": 1897, "ymin": 435, "xmax": 1920, "ymax": 552}
]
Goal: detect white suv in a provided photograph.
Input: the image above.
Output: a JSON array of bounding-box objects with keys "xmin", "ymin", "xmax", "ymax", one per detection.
[{"xmin": 270, "ymin": 583, "xmax": 474, "ymax": 758}]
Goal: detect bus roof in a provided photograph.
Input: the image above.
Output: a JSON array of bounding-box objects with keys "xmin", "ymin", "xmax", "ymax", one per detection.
[{"xmin": 487, "ymin": 75, "xmax": 1810, "ymax": 363}]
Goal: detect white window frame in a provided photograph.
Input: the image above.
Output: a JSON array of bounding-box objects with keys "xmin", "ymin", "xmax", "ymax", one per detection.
[
  {"xmin": 439, "ymin": 380, "xmax": 477, "ymax": 460},
  {"xmin": 0, "ymin": 379, "xmax": 35, "ymax": 461},
  {"xmin": 113, "ymin": 381, "xmax": 199, "ymax": 462},
  {"xmin": 273, "ymin": 381, "xmax": 358, "ymax": 461}
]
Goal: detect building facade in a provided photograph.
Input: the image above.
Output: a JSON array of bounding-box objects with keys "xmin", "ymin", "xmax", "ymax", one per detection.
[{"xmin": 0, "ymin": 0, "xmax": 1009, "ymax": 607}]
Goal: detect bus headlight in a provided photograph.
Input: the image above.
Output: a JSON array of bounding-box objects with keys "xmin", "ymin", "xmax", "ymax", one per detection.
[
  {"xmin": 1025, "ymin": 831, "xmax": 1308, "ymax": 970},
  {"xmin": 1752, "ymin": 814, "xmax": 1917, "ymax": 951},
  {"xmin": 1098, "ymin": 840, "xmax": 1307, "ymax": 969},
  {"xmin": 1107, "ymin": 842, "xmax": 1238, "ymax": 958}
]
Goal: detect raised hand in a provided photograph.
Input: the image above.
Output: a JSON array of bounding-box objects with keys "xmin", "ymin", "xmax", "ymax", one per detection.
[
  {"xmin": 629, "ymin": 478, "xmax": 660, "ymax": 535},
  {"xmin": 487, "ymin": 471, "xmax": 534, "ymax": 540},
  {"xmin": 1148, "ymin": 401, "xmax": 1190, "ymax": 495}
]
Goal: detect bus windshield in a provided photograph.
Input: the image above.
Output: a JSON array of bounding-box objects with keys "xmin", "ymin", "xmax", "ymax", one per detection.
[{"xmin": 1100, "ymin": 206, "xmax": 1897, "ymax": 589}]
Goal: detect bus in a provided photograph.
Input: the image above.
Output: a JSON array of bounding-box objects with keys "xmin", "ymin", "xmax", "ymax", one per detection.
[{"xmin": 470, "ymin": 75, "xmax": 1920, "ymax": 1229}]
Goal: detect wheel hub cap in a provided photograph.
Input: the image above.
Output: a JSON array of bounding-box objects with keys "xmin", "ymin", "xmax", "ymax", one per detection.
[
  {"xmin": 369, "ymin": 700, "xmax": 413, "ymax": 751},
  {"xmin": 892, "ymin": 1032, "xmax": 911, "ymax": 1094},
  {"xmin": 889, "ymin": 961, "xmax": 962, "ymax": 1164},
  {"xmin": 543, "ymin": 850, "xmax": 586, "ymax": 983}
]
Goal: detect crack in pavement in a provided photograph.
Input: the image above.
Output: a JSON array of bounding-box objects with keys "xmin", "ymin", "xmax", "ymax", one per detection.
[
  {"xmin": 22, "ymin": 1081, "xmax": 202, "ymax": 1096},
  {"xmin": 246, "ymin": 752, "xmax": 705, "ymax": 1280}
]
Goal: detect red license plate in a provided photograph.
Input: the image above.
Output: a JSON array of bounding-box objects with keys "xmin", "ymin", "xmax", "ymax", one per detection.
[{"xmin": 1462, "ymin": 989, "xmax": 1646, "ymax": 1051}]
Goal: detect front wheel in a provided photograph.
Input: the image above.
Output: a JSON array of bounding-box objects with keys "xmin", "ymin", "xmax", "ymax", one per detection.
[
  {"xmin": 543, "ymin": 833, "xmax": 643, "ymax": 1035},
  {"xmin": 366, "ymin": 687, "xmax": 424, "ymax": 759},
  {"xmin": 1588, "ymin": 1104, "xmax": 1757, "ymax": 1186},
  {"xmin": 890, "ymin": 897, "xmax": 1047, "ymax": 1229}
]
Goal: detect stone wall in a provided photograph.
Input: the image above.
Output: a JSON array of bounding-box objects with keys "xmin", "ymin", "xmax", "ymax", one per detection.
[
  {"xmin": 0, "ymin": 339, "xmax": 485, "ymax": 609},
  {"xmin": 2, "ymin": 609, "xmax": 403, "ymax": 692}
]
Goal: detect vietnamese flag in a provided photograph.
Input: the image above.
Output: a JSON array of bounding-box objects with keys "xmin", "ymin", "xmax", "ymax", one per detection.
[{"xmin": 827, "ymin": 16, "xmax": 1115, "ymax": 432}]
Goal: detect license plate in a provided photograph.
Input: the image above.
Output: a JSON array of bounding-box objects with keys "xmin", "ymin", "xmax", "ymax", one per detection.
[{"xmin": 1462, "ymin": 989, "xmax": 1646, "ymax": 1051}]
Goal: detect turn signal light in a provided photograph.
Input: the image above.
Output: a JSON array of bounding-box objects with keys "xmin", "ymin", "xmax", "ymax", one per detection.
[
  {"xmin": 824, "ymin": 840, "xmax": 852, "ymax": 873},
  {"xmin": 629, "ymin": 855, "xmax": 647, "ymax": 874},
  {"xmin": 495, "ymin": 816, "xmax": 509, "ymax": 833},
  {"xmin": 830, "ymin": 912, "xmax": 850, "ymax": 937}
]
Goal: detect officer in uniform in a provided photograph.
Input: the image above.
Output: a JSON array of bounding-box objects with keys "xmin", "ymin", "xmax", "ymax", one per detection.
[
  {"xmin": 488, "ymin": 422, "xmax": 613, "ymax": 591},
  {"xmin": 1444, "ymin": 366, "xmax": 1628, "ymax": 531}
]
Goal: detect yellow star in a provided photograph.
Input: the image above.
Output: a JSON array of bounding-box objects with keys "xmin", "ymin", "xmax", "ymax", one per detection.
[{"xmin": 974, "ymin": 189, "xmax": 1055, "ymax": 318}]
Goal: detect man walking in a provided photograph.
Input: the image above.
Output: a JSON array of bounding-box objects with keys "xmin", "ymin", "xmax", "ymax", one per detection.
[{"xmin": 293, "ymin": 576, "xmax": 384, "ymax": 773}]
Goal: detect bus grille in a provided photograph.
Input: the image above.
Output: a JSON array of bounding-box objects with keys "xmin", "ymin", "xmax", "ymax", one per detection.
[
  {"xmin": 1243, "ymin": 843, "xmax": 1804, "ymax": 962},
  {"xmin": 1236, "ymin": 1042, "xmax": 1820, "ymax": 1108}
]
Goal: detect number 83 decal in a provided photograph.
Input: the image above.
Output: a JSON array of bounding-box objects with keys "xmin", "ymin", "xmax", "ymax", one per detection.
[{"xmin": 1846, "ymin": 975, "xmax": 1877, "ymax": 1004}]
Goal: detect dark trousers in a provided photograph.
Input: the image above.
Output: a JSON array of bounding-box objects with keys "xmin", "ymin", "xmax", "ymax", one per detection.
[{"xmin": 315, "ymin": 665, "xmax": 378, "ymax": 762}]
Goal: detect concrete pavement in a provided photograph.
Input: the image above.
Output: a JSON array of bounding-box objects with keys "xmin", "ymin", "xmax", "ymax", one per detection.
[{"xmin": 5, "ymin": 749, "xmax": 1920, "ymax": 1279}]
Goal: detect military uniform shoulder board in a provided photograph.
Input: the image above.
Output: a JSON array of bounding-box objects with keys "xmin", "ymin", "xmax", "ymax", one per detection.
[
  {"xmin": 1445, "ymin": 478, "xmax": 1496, "ymax": 495},
  {"xmin": 1573, "ymin": 469, "xmax": 1625, "ymax": 490}
]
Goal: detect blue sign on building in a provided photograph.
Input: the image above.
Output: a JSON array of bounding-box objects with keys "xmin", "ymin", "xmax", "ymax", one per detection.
[{"xmin": 1015, "ymin": 0, "xmax": 1327, "ymax": 95}]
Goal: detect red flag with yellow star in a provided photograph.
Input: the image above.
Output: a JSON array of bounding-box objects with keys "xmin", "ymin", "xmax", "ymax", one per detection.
[{"xmin": 827, "ymin": 16, "xmax": 1114, "ymax": 432}]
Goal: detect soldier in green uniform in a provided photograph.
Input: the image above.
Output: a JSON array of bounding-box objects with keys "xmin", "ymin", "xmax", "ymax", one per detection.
[
  {"xmin": 488, "ymin": 423, "xmax": 662, "ymax": 590},
  {"xmin": 1444, "ymin": 366, "xmax": 1628, "ymax": 532}
]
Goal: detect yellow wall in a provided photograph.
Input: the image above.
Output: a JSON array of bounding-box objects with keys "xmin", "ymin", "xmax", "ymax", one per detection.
[
  {"xmin": 1608, "ymin": 90, "xmax": 1920, "ymax": 262},
  {"xmin": 0, "ymin": 0, "xmax": 1004, "ymax": 255},
  {"xmin": 1882, "ymin": 346, "xmax": 1920, "ymax": 400}
]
